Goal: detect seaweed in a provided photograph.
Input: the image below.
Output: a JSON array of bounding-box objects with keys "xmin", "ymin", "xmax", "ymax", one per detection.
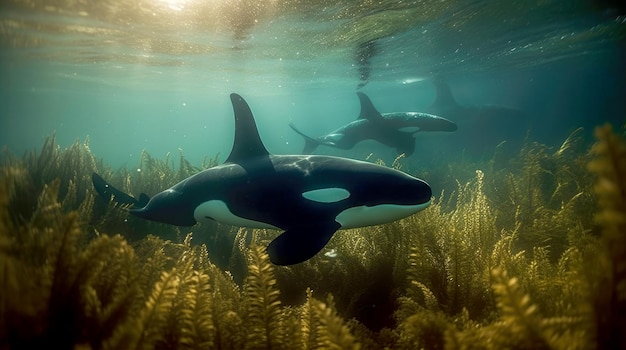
[
  {"xmin": 587, "ymin": 123, "xmax": 626, "ymax": 349},
  {"xmin": 0, "ymin": 173, "xmax": 140, "ymax": 348},
  {"xmin": 243, "ymin": 244, "xmax": 284, "ymax": 349},
  {"xmin": 1, "ymin": 123, "xmax": 624, "ymax": 349}
]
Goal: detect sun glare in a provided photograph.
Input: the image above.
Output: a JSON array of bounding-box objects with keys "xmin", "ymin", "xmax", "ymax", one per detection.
[{"xmin": 158, "ymin": 0, "xmax": 189, "ymax": 11}]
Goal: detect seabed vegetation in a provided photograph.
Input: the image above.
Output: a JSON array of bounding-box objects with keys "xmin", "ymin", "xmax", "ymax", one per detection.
[{"xmin": 0, "ymin": 123, "xmax": 625, "ymax": 349}]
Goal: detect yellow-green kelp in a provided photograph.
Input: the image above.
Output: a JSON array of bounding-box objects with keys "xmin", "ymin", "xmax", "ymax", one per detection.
[{"xmin": 0, "ymin": 124, "xmax": 624, "ymax": 349}]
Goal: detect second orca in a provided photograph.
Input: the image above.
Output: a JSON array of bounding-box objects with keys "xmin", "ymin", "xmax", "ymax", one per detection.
[
  {"xmin": 289, "ymin": 92, "xmax": 457, "ymax": 156},
  {"xmin": 93, "ymin": 93, "xmax": 432, "ymax": 265}
]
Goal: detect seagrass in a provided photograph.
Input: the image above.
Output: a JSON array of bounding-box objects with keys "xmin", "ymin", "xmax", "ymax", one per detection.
[{"xmin": 0, "ymin": 124, "xmax": 623, "ymax": 349}]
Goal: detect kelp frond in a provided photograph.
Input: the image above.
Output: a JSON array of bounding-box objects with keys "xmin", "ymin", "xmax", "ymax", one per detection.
[
  {"xmin": 490, "ymin": 267, "xmax": 550, "ymax": 349},
  {"xmin": 587, "ymin": 123, "xmax": 626, "ymax": 349},
  {"xmin": 109, "ymin": 270, "xmax": 180, "ymax": 350},
  {"xmin": 396, "ymin": 308, "xmax": 451, "ymax": 350},
  {"xmin": 588, "ymin": 123, "xmax": 626, "ymax": 267},
  {"xmin": 309, "ymin": 293, "xmax": 361, "ymax": 350},
  {"xmin": 243, "ymin": 244, "xmax": 284, "ymax": 349},
  {"xmin": 186, "ymin": 271, "xmax": 216, "ymax": 348}
]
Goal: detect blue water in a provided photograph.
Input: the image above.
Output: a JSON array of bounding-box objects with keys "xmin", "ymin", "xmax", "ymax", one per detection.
[{"xmin": 1, "ymin": 0, "xmax": 625, "ymax": 169}]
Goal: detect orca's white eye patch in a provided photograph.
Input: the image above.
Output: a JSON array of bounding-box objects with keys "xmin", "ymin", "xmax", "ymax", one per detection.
[
  {"xmin": 302, "ymin": 188, "xmax": 350, "ymax": 203},
  {"xmin": 399, "ymin": 126, "xmax": 420, "ymax": 133}
]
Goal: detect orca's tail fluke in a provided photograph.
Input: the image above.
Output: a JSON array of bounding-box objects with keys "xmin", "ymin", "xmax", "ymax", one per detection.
[
  {"xmin": 92, "ymin": 173, "xmax": 149, "ymax": 208},
  {"xmin": 137, "ymin": 193, "xmax": 150, "ymax": 208},
  {"xmin": 289, "ymin": 123, "xmax": 321, "ymax": 154}
]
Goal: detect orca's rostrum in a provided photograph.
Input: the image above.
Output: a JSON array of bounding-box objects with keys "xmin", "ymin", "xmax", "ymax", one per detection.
[{"xmin": 92, "ymin": 93, "xmax": 432, "ymax": 265}]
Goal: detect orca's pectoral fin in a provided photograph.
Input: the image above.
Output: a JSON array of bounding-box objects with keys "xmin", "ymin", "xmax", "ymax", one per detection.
[
  {"xmin": 396, "ymin": 136, "xmax": 416, "ymax": 157},
  {"xmin": 92, "ymin": 173, "xmax": 144, "ymax": 208},
  {"xmin": 267, "ymin": 222, "xmax": 341, "ymax": 265}
]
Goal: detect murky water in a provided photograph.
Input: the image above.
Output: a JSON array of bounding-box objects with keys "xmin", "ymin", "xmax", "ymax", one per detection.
[{"xmin": 1, "ymin": 0, "xmax": 624, "ymax": 167}]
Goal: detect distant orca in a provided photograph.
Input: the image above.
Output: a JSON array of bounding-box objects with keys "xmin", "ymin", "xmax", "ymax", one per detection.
[
  {"xmin": 289, "ymin": 92, "xmax": 457, "ymax": 156},
  {"xmin": 93, "ymin": 93, "xmax": 432, "ymax": 265},
  {"xmin": 427, "ymin": 78, "xmax": 524, "ymax": 122},
  {"xmin": 424, "ymin": 78, "xmax": 527, "ymax": 157}
]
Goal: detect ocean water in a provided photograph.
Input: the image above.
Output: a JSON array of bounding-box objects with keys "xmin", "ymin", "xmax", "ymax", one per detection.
[
  {"xmin": 1, "ymin": 0, "xmax": 625, "ymax": 170},
  {"xmin": 2, "ymin": 2, "xmax": 626, "ymax": 345}
]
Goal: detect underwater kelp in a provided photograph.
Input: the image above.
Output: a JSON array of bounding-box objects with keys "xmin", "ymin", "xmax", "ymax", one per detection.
[
  {"xmin": 0, "ymin": 174, "xmax": 140, "ymax": 348},
  {"xmin": 1, "ymin": 124, "xmax": 624, "ymax": 349},
  {"xmin": 0, "ymin": 133, "xmax": 99, "ymax": 226},
  {"xmin": 587, "ymin": 124, "xmax": 626, "ymax": 350}
]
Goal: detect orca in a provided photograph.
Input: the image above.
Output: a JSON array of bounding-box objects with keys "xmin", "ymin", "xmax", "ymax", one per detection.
[
  {"xmin": 427, "ymin": 78, "xmax": 524, "ymax": 122},
  {"xmin": 93, "ymin": 93, "xmax": 432, "ymax": 265},
  {"xmin": 424, "ymin": 78, "xmax": 527, "ymax": 157},
  {"xmin": 289, "ymin": 92, "xmax": 457, "ymax": 156}
]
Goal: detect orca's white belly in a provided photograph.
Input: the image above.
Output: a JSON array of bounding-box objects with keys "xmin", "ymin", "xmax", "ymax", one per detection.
[
  {"xmin": 194, "ymin": 200, "xmax": 279, "ymax": 229},
  {"xmin": 335, "ymin": 200, "xmax": 431, "ymax": 229}
]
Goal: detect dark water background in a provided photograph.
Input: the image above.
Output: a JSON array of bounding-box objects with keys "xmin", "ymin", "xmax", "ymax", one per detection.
[{"xmin": 1, "ymin": 0, "xmax": 625, "ymax": 170}]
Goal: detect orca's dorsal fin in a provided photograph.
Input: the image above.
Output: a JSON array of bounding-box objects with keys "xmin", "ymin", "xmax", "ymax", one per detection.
[
  {"xmin": 225, "ymin": 93, "xmax": 270, "ymax": 163},
  {"xmin": 357, "ymin": 92, "xmax": 383, "ymax": 121},
  {"xmin": 431, "ymin": 77, "xmax": 459, "ymax": 109}
]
